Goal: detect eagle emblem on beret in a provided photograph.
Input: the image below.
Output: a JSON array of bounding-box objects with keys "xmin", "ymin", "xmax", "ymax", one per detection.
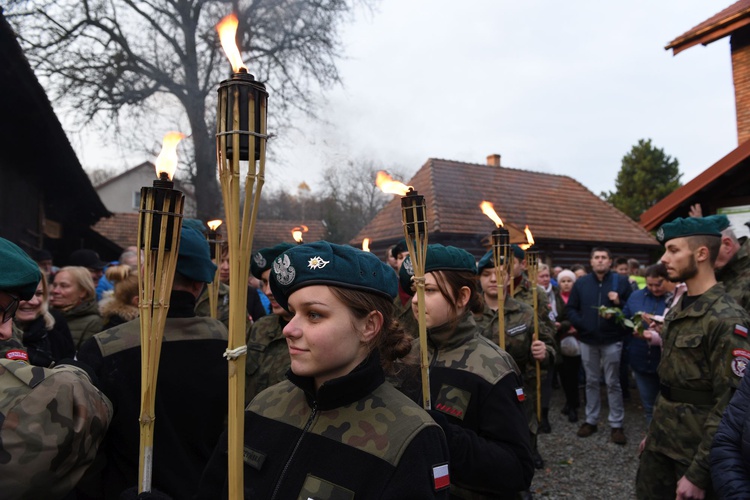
[
  {"xmin": 403, "ymin": 256, "xmax": 414, "ymax": 276},
  {"xmin": 273, "ymin": 254, "xmax": 295, "ymax": 285},
  {"xmin": 253, "ymin": 252, "xmax": 267, "ymax": 268},
  {"xmin": 307, "ymin": 256, "xmax": 330, "ymax": 270},
  {"xmin": 656, "ymin": 228, "xmax": 664, "ymax": 242}
]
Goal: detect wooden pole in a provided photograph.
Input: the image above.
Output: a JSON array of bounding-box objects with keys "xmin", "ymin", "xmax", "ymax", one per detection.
[
  {"xmin": 491, "ymin": 228, "xmax": 510, "ymax": 351},
  {"xmin": 525, "ymin": 250, "xmax": 541, "ymax": 422}
]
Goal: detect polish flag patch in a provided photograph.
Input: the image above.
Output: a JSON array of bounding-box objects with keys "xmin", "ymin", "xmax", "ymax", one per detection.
[
  {"xmin": 432, "ymin": 463, "xmax": 450, "ymax": 491},
  {"xmin": 4, "ymin": 350, "xmax": 28, "ymax": 362},
  {"xmin": 515, "ymin": 387, "xmax": 525, "ymax": 402},
  {"xmin": 734, "ymin": 325, "xmax": 748, "ymax": 338}
]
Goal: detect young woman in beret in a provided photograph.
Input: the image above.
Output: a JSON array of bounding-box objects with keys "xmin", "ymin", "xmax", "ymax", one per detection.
[
  {"xmin": 198, "ymin": 241, "xmax": 450, "ymax": 499},
  {"xmin": 398, "ymin": 244, "xmax": 534, "ymax": 498}
]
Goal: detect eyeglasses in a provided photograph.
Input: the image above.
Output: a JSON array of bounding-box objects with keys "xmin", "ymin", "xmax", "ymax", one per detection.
[{"xmin": 1, "ymin": 292, "xmax": 20, "ymax": 324}]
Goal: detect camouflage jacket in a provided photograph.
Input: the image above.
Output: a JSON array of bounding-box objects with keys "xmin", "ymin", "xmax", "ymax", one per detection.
[
  {"xmin": 512, "ymin": 277, "xmax": 558, "ymax": 340},
  {"xmin": 423, "ymin": 312, "xmax": 533, "ymax": 498},
  {"xmin": 474, "ymin": 297, "xmax": 557, "ymax": 378},
  {"xmin": 717, "ymin": 237, "xmax": 750, "ymax": 314},
  {"xmin": 197, "ymin": 352, "xmax": 450, "ymax": 499},
  {"xmin": 0, "ymin": 359, "xmax": 113, "ymax": 499},
  {"xmin": 59, "ymin": 299, "xmax": 104, "ymax": 351},
  {"xmin": 245, "ymin": 314, "xmax": 290, "ymax": 404},
  {"xmin": 194, "ymin": 281, "xmax": 230, "ymax": 327},
  {"xmin": 646, "ymin": 283, "xmax": 750, "ymax": 489}
]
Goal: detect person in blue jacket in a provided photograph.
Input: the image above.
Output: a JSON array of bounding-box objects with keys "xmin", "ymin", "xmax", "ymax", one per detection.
[
  {"xmin": 566, "ymin": 247, "xmax": 632, "ymax": 444},
  {"xmin": 711, "ymin": 371, "xmax": 750, "ymax": 498}
]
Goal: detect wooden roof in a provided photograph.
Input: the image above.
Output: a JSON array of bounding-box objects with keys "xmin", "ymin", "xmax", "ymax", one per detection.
[
  {"xmin": 666, "ymin": 0, "xmax": 750, "ymax": 55},
  {"xmin": 640, "ymin": 139, "xmax": 750, "ymax": 230},
  {"xmin": 352, "ymin": 158, "xmax": 657, "ymax": 248},
  {"xmin": 93, "ymin": 214, "xmax": 328, "ymax": 252}
]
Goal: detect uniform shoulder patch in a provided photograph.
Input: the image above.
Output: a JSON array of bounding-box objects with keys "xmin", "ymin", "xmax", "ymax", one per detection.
[
  {"xmin": 515, "ymin": 387, "xmax": 525, "ymax": 402},
  {"xmin": 4, "ymin": 349, "xmax": 28, "ymax": 362},
  {"xmin": 732, "ymin": 348, "xmax": 750, "ymax": 377},
  {"xmin": 432, "ymin": 463, "xmax": 450, "ymax": 491}
]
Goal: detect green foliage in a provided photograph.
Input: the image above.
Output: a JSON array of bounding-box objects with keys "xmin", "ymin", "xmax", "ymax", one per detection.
[{"xmin": 602, "ymin": 139, "xmax": 682, "ymax": 221}]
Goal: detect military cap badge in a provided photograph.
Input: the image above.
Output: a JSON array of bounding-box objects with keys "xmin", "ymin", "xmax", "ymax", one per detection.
[{"xmin": 273, "ymin": 254, "xmax": 296, "ymax": 285}]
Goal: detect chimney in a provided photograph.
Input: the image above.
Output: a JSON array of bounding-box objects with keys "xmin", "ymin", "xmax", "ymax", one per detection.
[
  {"xmin": 732, "ymin": 26, "xmax": 750, "ymax": 145},
  {"xmin": 486, "ymin": 154, "xmax": 501, "ymax": 167}
]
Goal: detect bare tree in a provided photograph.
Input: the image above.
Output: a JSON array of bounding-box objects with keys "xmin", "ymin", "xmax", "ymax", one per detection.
[{"xmin": 5, "ymin": 0, "xmax": 367, "ymax": 220}]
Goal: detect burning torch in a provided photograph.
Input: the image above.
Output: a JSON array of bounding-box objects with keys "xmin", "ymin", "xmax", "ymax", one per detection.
[
  {"xmin": 137, "ymin": 131, "xmax": 186, "ymax": 493},
  {"xmin": 376, "ymin": 171, "xmax": 431, "ymax": 410},
  {"xmin": 480, "ymin": 201, "xmax": 510, "ymax": 351},
  {"xmin": 216, "ymin": 13, "xmax": 268, "ymax": 497},
  {"xmin": 206, "ymin": 219, "xmax": 223, "ymax": 319},
  {"xmin": 522, "ymin": 226, "xmax": 542, "ymax": 422},
  {"xmin": 292, "ymin": 225, "xmax": 308, "ymax": 244}
]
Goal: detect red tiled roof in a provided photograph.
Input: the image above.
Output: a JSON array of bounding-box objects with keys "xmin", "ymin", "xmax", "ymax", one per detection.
[
  {"xmin": 666, "ymin": 1, "xmax": 750, "ymax": 55},
  {"xmin": 640, "ymin": 139, "xmax": 750, "ymax": 230},
  {"xmin": 353, "ymin": 158, "xmax": 657, "ymax": 247},
  {"xmin": 93, "ymin": 214, "xmax": 328, "ymax": 252}
]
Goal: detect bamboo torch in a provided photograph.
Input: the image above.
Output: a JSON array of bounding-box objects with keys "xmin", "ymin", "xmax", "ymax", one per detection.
[
  {"xmin": 376, "ymin": 171, "xmax": 431, "ymax": 409},
  {"xmin": 137, "ymin": 131, "xmax": 186, "ymax": 493},
  {"xmin": 206, "ymin": 220, "xmax": 223, "ymax": 319},
  {"xmin": 523, "ymin": 226, "xmax": 541, "ymax": 422},
  {"xmin": 480, "ymin": 202, "xmax": 510, "ymax": 350},
  {"xmin": 216, "ymin": 13, "xmax": 268, "ymax": 497}
]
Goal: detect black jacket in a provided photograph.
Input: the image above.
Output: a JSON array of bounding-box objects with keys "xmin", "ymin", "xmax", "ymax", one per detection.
[
  {"xmin": 20, "ymin": 309, "xmax": 75, "ymax": 367},
  {"xmin": 198, "ymin": 352, "xmax": 450, "ymax": 499}
]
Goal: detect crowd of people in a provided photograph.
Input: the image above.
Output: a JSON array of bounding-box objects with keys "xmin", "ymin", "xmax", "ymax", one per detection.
[{"xmin": 0, "ymin": 210, "xmax": 749, "ymax": 499}]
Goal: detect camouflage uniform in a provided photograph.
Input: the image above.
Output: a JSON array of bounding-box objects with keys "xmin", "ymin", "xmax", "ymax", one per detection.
[
  {"xmin": 245, "ymin": 314, "xmax": 290, "ymax": 404},
  {"xmin": 716, "ymin": 237, "xmax": 750, "ymax": 314},
  {"xmin": 197, "ymin": 351, "xmax": 450, "ymax": 499},
  {"xmin": 474, "ymin": 297, "xmax": 556, "ymax": 436},
  {"xmin": 0, "ymin": 352, "xmax": 113, "ymax": 499},
  {"xmin": 194, "ymin": 281, "xmax": 230, "ymax": 327},
  {"xmin": 59, "ymin": 299, "xmax": 104, "ymax": 350},
  {"xmin": 636, "ymin": 283, "xmax": 750, "ymax": 497},
  {"xmin": 422, "ymin": 312, "xmax": 534, "ymax": 498},
  {"xmin": 512, "ymin": 276, "xmax": 557, "ymax": 337}
]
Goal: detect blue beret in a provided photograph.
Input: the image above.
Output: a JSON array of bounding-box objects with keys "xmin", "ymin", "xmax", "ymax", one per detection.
[
  {"xmin": 251, "ymin": 243, "xmax": 295, "ymax": 279},
  {"xmin": 702, "ymin": 214, "xmax": 730, "ymax": 232},
  {"xmin": 176, "ymin": 226, "xmax": 217, "ymax": 283},
  {"xmin": 269, "ymin": 241, "xmax": 397, "ymax": 311},
  {"xmin": 399, "ymin": 244, "xmax": 476, "ymax": 295},
  {"xmin": 656, "ymin": 216, "xmax": 722, "ymax": 244},
  {"xmin": 0, "ymin": 238, "xmax": 42, "ymax": 300}
]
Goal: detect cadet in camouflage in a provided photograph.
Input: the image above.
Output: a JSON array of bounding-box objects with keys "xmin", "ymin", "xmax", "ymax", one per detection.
[
  {"xmin": 398, "ymin": 244, "xmax": 534, "ymax": 498},
  {"xmin": 714, "ymin": 220, "xmax": 750, "ymax": 314},
  {"xmin": 637, "ymin": 216, "xmax": 750, "ymax": 499},
  {"xmin": 0, "ymin": 237, "xmax": 113, "ymax": 500},
  {"xmin": 197, "ymin": 242, "xmax": 450, "ymax": 499},
  {"xmin": 244, "ymin": 242, "xmax": 296, "ymax": 404}
]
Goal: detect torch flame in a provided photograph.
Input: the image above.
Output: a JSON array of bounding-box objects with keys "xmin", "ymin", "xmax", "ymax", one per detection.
[
  {"xmin": 375, "ymin": 171, "xmax": 410, "ymax": 196},
  {"xmin": 207, "ymin": 219, "xmax": 223, "ymax": 231},
  {"xmin": 480, "ymin": 201, "xmax": 503, "ymax": 227},
  {"xmin": 154, "ymin": 131, "xmax": 185, "ymax": 180},
  {"xmin": 520, "ymin": 225, "xmax": 535, "ymax": 250},
  {"xmin": 217, "ymin": 14, "xmax": 247, "ymax": 73},
  {"xmin": 362, "ymin": 238, "xmax": 370, "ymax": 252},
  {"xmin": 292, "ymin": 225, "xmax": 309, "ymax": 243}
]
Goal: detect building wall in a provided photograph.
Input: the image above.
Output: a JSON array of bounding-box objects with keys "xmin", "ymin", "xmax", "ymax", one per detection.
[
  {"xmin": 732, "ymin": 26, "xmax": 750, "ymax": 145},
  {"xmin": 97, "ymin": 166, "xmax": 197, "ymax": 216}
]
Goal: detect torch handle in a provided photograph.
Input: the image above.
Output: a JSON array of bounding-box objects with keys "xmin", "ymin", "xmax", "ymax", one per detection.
[{"xmin": 415, "ymin": 279, "xmax": 431, "ymax": 410}]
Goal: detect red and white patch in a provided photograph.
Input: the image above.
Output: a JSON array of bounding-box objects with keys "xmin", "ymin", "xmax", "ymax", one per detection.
[
  {"xmin": 432, "ymin": 463, "xmax": 450, "ymax": 491},
  {"xmin": 734, "ymin": 325, "xmax": 748, "ymax": 338},
  {"xmin": 515, "ymin": 387, "xmax": 525, "ymax": 402},
  {"xmin": 4, "ymin": 350, "xmax": 28, "ymax": 362},
  {"xmin": 732, "ymin": 348, "xmax": 750, "ymax": 377}
]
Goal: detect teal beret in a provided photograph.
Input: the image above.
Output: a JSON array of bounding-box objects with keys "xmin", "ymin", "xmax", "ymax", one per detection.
[
  {"xmin": 477, "ymin": 250, "xmax": 497, "ymax": 273},
  {"xmin": 182, "ymin": 218, "xmax": 207, "ymax": 234},
  {"xmin": 703, "ymin": 214, "xmax": 730, "ymax": 232},
  {"xmin": 269, "ymin": 241, "xmax": 397, "ymax": 311},
  {"xmin": 510, "ymin": 244, "xmax": 525, "ymax": 260},
  {"xmin": 656, "ymin": 216, "xmax": 722, "ymax": 244},
  {"xmin": 0, "ymin": 238, "xmax": 42, "ymax": 300},
  {"xmin": 251, "ymin": 243, "xmax": 295, "ymax": 279},
  {"xmin": 399, "ymin": 244, "xmax": 476, "ymax": 295},
  {"xmin": 176, "ymin": 226, "xmax": 217, "ymax": 283}
]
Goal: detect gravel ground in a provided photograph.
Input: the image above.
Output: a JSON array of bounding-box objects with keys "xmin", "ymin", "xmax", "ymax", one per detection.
[{"xmin": 529, "ymin": 383, "xmax": 648, "ymax": 499}]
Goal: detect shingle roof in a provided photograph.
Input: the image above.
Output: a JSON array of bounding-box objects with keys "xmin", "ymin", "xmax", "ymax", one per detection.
[
  {"xmin": 93, "ymin": 214, "xmax": 328, "ymax": 253},
  {"xmin": 353, "ymin": 158, "xmax": 657, "ymax": 247},
  {"xmin": 666, "ymin": 0, "xmax": 750, "ymax": 55}
]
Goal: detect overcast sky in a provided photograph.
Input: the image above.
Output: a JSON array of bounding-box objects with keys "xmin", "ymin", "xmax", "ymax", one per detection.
[{"xmin": 71, "ymin": 1, "xmax": 739, "ymax": 197}]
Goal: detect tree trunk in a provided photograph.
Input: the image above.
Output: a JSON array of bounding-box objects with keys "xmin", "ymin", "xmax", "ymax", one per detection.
[{"xmin": 186, "ymin": 104, "xmax": 222, "ymax": 222}]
